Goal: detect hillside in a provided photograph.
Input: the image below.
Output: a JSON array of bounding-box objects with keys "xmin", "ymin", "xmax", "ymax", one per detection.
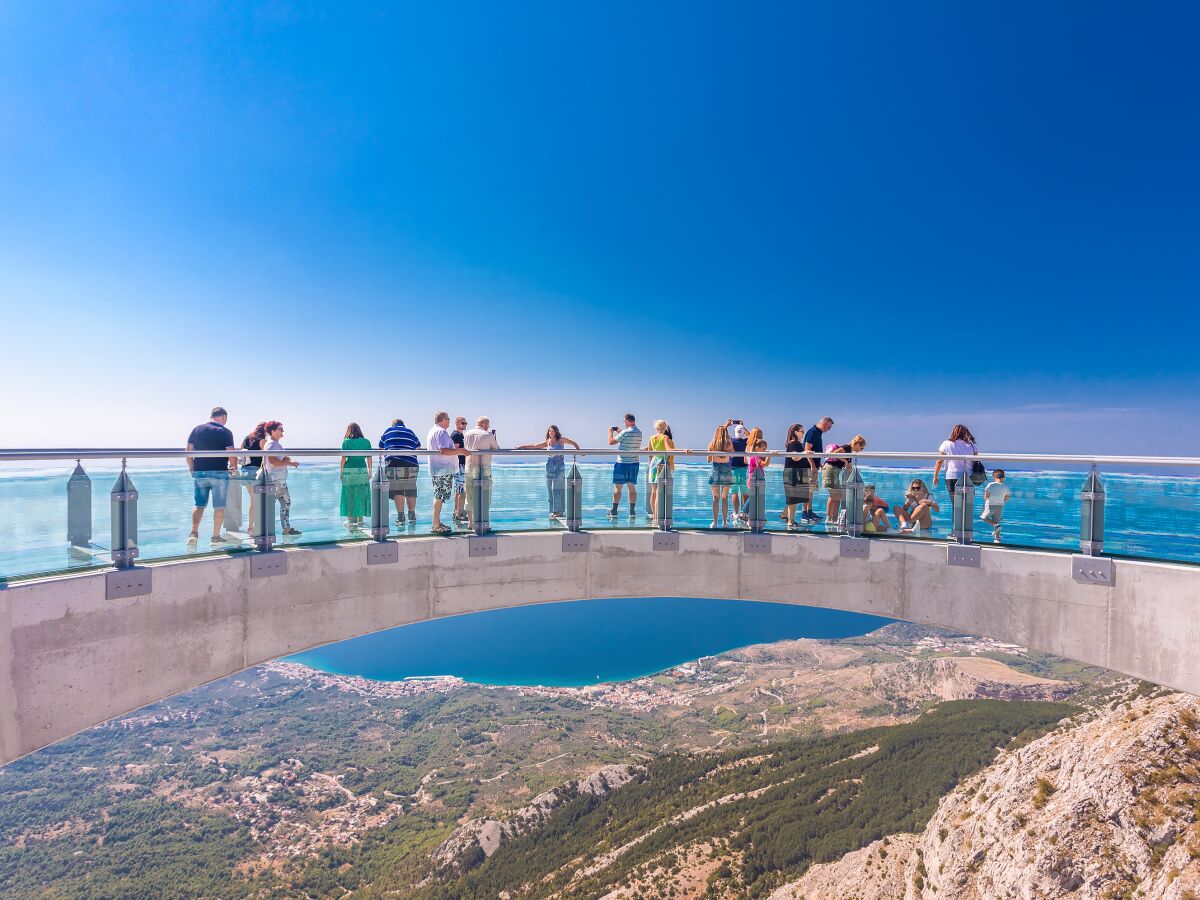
[{"xmin": 773, "ymin": 692, "xmax": 1200, "ymax": 900}]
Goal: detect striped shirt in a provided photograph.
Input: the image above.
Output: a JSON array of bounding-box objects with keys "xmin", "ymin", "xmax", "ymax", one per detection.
[
  {"xmin": 615, "ymin": 426, "xmax": 642, "ymax": 464},
  {"xmin": 379, "ymin": 423, "xmax": 420, "ymax": 467}
]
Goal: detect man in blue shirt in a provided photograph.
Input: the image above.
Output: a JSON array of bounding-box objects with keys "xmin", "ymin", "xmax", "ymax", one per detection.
[
  {"xmin": 801, "ymin": 416, "xmax": 833, "ymax": 522},
  {"xmin": 607, "ymin": 413, "xmax": 643, "ymax": 519},
  {"xmin": 186, "ymin": 406, "xmax": 238, "ymax": 546},
  {"xmin": 379, "ymin": 418, "xmax": 421, "ymax": 527}
]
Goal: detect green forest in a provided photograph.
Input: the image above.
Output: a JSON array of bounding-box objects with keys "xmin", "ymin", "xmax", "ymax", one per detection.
[{"xmin": 404, "ymin": 699, "xmax": 1075, "ymax": 899}]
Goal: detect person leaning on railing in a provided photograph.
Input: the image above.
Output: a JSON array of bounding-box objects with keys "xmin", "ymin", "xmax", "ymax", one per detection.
[
  {"xmin": 781, "ymin": 423, "xmax": 808, "ymax": 529},
  {"xmin": 339, "ymin": 422, "xmax": 372, "ymax": 531},
  {"xmin": 645, "ymin": 420, "xmax": 676, "ymax": 526},
  {"xmin": 822, "ymin": 434, "xmax": 867, "ymax": 527},
  {"xmin": 463, "ymin": 417, "xmax": 498, "ymax": 532},
  {"xmin": 264, "ymin": 421, "xmax": 301, "ymax": 536},
  {"xmin": 705, "ymin": 423, "xmax": 735, "ymax": 528},
  {"xmin": 801, "ymin": 417, "xmax": 833, "ymax": 523},
  {"xmin": 517, "ymin": 425, "xmax": 581, "ymax": 522}
]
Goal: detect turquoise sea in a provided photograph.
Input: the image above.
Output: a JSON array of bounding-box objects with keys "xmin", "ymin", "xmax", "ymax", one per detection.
[{"xmin": 287, "ymin": 597, "xmax": 892, "ymax": 686}]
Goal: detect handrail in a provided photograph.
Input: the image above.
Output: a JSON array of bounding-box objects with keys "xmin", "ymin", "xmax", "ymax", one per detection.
[{"xmin": 0, "ymin": 448, "xmax": 1199, "ymax": 467}]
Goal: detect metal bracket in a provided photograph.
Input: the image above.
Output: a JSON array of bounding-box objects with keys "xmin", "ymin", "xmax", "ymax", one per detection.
[
  {"xmin": 652, "ymin": 532, "xmax": 679, "ymax": 552},
  {"xmin": 110, "ymin": 490, "xmax": 139, "ymax": 501},
  {"xmin": 562, "ymin": 533, "xmax": 590, "ymax": 553},
  {"xmin": 743, "ymin": 533, "xmax": 772, "ymax": 554},
  {"xmin": 839, "ymin": 536, "xmax": 870, "ymax": 559},
  {"xmin": 366, "ymin": 542, "xmax": 398, "ymax": 565},
  {"xmin": 469, "ymin": 536, "xmax": 498, "ymax": 557},
  {"xmin": 1072, "ymin": 555, "xmax": 1114, "ymax": 585},
  {"xmin": 106, "ymin": 567, "xmax": 151, "ymax": 600},
  {"xmin": 250, "ymin": 551, "xmax": 288, "ymax": 578},
  {"xmin": 947, "ymin": 544, "xmax": 981, "ymax": 568}
]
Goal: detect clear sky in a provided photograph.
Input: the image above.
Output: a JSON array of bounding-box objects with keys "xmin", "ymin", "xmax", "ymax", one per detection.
[{"xmin": 1, "ymin": 2, "xmax": 1197, "ymax": 456}]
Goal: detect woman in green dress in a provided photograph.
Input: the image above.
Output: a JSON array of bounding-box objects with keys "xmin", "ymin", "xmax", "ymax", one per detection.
[{"xmin": 340, "ymin": 422, "xmax": 373, "ymax": 529}]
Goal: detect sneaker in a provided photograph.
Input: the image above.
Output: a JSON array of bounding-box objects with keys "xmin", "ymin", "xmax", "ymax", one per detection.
[
  {"xmin": 629, "ymin": 506, "xmax": 636, "ymax": 517},
  {"xmin": 283, "ymin": 527, "xmax": 302, "ymax": 536},
  {"xmin": 395, "ymin": 517, "xmax": 406, "ymax": 527},
  {"xmin": 187, "ymin": 532, "xmax": 198, "ymax": 546},
  {"xmin": 899, "ymin": 523, "xmax": 914, "ymax": 533},
  {"xmin": 608, "ymin": 506, "xmax": 618, "ymax": 519},
  {"xmin": 787, "ymin": 523, "xmax": 799, "ymax": 531},
  {"xmin": 708, "ymin": 521, "xmax": 717, "ymax": 529},
  {"xmin": 211, "ymin": 534, "xmax": 237, "ymax": 545}
]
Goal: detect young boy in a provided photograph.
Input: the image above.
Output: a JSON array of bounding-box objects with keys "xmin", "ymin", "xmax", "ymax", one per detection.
[{"xmin": 980, "ymin": 469, "xmax": 1011, "ymax": 543}]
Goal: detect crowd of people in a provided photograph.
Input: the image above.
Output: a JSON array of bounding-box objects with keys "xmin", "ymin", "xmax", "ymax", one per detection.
[{"xmin": 184, "ymin": 408, "xmax": 1012, "ymax": 545}]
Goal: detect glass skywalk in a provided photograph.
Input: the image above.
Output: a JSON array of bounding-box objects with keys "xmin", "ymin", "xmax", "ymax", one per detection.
[{"xmin": 0, "ymin": 449, "xmax": 1197, "ymax": 583}]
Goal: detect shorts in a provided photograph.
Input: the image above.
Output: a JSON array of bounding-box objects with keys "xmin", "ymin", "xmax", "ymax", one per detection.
[
  {"xmin": 613, "ymin": 461, "xmax": 640, "ymax": 485},
  {"xmin": 821, "ymin": 465, "xmax": 843, "ymax": 490},
  {"xmin": 648, "ymin": 460, "xmax": 669, "ymax": 484},
  {"xmin": 386, "ymin": 465, "xmax": 419, "ymax": 498},
  {"xmin": 980, "ymin": 505, "xmax": 1004, "ymax": 525},
  {"xmin": 240, "ymin": 465, "xmax": 260, "ymax": 482},
  {"xmin": 193, "ymin": 471, "xmax": 230, "ymax": 509},
  {"xmin": 432, "ymin": 472, "xmax": 455, "ymax": 501},
  {"xmin": 709, "ymin": 462, "xmax": 733, "ymax": 486},
  {"xmin": 731, "ymin": 467, "xmax": 748, "ymax": 490},
  {"xmin": 453, "ymin": 470, "xmax": 465, "ymax": 494}
]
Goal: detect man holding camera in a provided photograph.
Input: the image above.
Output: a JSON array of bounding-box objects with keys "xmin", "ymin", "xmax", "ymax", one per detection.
[{"xmin": 607, "ymin": 413, "xmax": 642, "ymax": 519}]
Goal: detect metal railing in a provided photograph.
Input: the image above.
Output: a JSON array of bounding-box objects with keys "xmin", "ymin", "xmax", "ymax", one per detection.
[{"xmin": 2, "ymin": 445, "xmax": 1197, "ymax": 579}]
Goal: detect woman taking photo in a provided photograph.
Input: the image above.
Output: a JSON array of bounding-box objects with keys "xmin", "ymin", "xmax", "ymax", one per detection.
[
  {"xmin": 340, "ymin": 422, "xmax": 373, "ymax": 530},
  {"xmin": 705, "ymin": 423, "xmax": 734, "ymax": 528},
  {"xmin": 932, "ymin": 423, "xmax": 979, "ymax": 526},
  {"xmin": 516, "ymin": 425, "xmax": 580, "ymax": 520}
]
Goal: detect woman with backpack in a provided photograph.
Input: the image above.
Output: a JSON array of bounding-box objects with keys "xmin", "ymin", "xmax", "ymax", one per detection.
[{"xmin": 932, "ymin": 424, "xmax": 981, "ymax": 533}]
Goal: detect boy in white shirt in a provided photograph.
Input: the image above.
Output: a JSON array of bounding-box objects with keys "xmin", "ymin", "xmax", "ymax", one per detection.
[{"xmin": 980, "ymin": 469, "xmax": 1011, "ymax": 543}]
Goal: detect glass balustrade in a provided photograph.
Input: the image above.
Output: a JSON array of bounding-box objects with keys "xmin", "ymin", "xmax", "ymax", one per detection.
[{"xmin": 0, "ymin": 450, "xmax": 1197, "ymax": 582}]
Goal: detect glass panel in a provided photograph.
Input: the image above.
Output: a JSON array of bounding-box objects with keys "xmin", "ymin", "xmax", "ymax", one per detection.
[
  {"xmin": 0, "ymin": 460, "xmax": 110, "ymax": 581},
  {"xmin": 488, "ymin": 457, "xmax": 566, "ymax": 532}
]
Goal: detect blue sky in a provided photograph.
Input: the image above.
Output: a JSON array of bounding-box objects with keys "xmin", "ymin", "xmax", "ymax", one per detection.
[{"xmin": 1, "ymin": 2, "xmax": 1197, "ymax": 456}]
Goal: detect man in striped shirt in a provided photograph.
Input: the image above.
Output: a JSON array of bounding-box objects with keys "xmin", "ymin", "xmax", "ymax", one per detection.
[
  {"xmin": 607, "ymin": 413, "xmax": 642, "ymax": 519},
  {"xmin": 379, "ymin": 418, "xmax": 421, "ymax": 526}
]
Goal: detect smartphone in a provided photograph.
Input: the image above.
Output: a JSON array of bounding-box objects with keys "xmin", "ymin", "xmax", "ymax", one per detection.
[
  {"xmin": 611, "ymin": 425, "xmax": 619, "ymax": 432},
  {"xmin": 490, "ymin": 429, "xmax": 496, "ymax": 436}
]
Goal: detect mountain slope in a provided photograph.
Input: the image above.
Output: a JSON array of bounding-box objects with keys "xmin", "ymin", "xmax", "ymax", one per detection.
[{"xmin": 773, "ymin": 692, "xmax": 1200, "ymax": 900}]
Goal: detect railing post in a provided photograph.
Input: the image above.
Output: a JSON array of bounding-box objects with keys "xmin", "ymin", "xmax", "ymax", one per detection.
[
  {"xmin": 656, "ymin": 460, "xmax": 674, "ymax": 531},
  {"xmin": 67, "ymin": 460, "xmax": 92, "ymax": 551},
  {"xmin": 109, "ymin": 460, "xmax": 138, "ymax": 569},
  {"xmin": 1080, "ymin": 465, "xmax": 1105, "ymax": 556},
  {"xmin": 565, "ymin": 458, "xmax": 583, "ymax": 532},
  {"xmin": 951, "ymin": 462, "xmax": 974, "ymax": 544},
  {"xmin": 471, "ymin": 463, "xmax": 492, "ymax": 536},
  {"xmin": 747, "ymin": 464, "xmax": 766, "ymax": 534},
  {"xmin": 843, "ymin": 464, "xmax": 864, "ymax": 538},
  {"xmin": 370, "ymin": 460, "xmax": 391, "ymax": 542},
  {"xmin": 252, "ymin": 464, "xmax": 276, "ymax": 552}
]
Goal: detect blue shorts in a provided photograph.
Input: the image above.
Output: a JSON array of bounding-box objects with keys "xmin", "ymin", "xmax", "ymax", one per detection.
[
  {"xmin": 193, "ymin": 471, "xmax": 230, "ymax": 509},
  {"xmin": 613, "ymin": 461, "xmax": 640, "ymax": 485}
]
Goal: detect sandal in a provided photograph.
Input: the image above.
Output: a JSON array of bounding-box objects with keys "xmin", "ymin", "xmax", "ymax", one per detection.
[{"xmin": 431, "ymin": 524, "xmax": 453, "ymax": 535}]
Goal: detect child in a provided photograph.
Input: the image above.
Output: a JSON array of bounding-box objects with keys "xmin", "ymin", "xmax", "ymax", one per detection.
[
  {"xmin": 980, "ymin": 469, "xmax": 1011, "ymax": 543},
  {"xmin": 863, "ymin": 485, "xmax": 891, "ymax": 533}
]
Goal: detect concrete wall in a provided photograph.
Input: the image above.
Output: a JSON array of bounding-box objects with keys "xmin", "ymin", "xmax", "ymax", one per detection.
[{"xmin": 2, "ymin": 531, "xmax": 1198, "ymax": 766}]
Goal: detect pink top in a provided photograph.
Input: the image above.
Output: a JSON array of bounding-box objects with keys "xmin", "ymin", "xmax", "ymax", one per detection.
[{"xmin": 748, "ymin": 455, "xmax": 766, "ymax": 477}]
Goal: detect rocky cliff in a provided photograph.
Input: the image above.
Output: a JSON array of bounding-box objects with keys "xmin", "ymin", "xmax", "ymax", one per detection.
[{"xmin": 773, "ymin": 693, "xmax": 1200, "ymax": 900}]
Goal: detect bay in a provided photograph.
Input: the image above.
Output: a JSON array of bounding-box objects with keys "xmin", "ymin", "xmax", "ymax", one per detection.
[{"xmin": 288, "ymin": 597, "xmax": 892, "ymax": 687}]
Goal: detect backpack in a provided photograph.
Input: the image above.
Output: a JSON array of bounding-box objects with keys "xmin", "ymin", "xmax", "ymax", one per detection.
[{"xmin": 969, "ymin": 458, "xmax": 987, "ymax": 487}]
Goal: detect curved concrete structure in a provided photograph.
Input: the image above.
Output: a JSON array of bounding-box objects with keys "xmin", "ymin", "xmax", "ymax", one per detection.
[{"xmin": 2, "ymin": 530, "xmax": 1198, "ymax": 765}]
